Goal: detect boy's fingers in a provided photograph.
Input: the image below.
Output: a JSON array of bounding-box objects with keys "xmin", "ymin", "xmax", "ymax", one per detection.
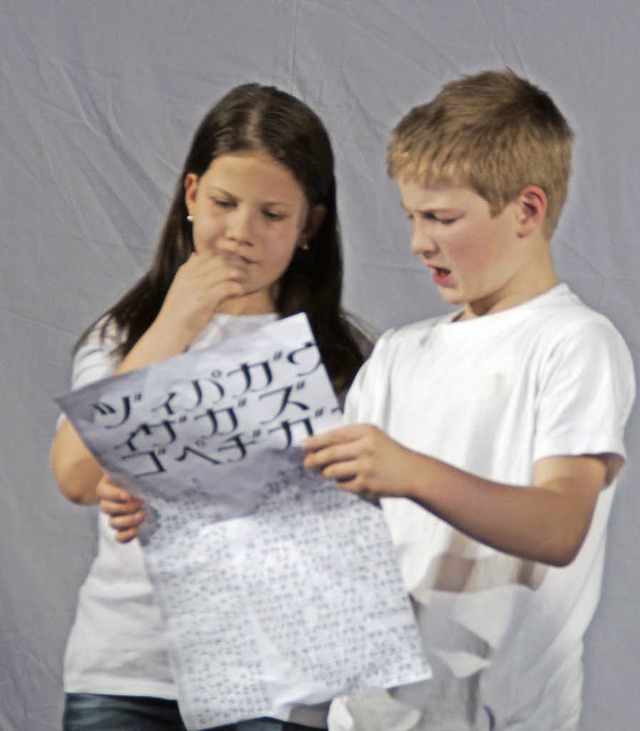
[
  {"xmin": 320, "ymin": 459, "xmax": 359, "ymax": 482},
  {"xmin": 302, "ymin": 433, "xmax": 335, "ymax": 451},
  {"xmin": 303, "ymin": 424, "xmax": 365, "ymax": 452},
  {"xmin": 304, "ymin": 442, "xmax": 354, "ymax": 470},
  {"xmin": 303, "ymin": 450, "xmax": 329, "ymax": 470}
]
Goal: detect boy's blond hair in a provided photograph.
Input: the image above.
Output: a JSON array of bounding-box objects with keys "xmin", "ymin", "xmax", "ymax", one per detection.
[{"xmin": 387, "ymin": 69, "xmax": 574, "ymax": 238}]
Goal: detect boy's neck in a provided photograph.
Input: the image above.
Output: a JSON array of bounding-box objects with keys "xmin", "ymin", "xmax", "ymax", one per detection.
[
  {"xmin": 458, "ymin": 279, "xmax": 558, "ymax": 320},
  {"xmin": 459, "ymin": 241, "xmax": 559, "ymax": 321}
]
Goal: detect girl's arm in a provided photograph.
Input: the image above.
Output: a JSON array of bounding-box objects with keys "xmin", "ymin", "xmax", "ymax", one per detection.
[
  {"xmin": 50, "ymin": 420, "xmax": 104, "ymax": 504},
  {"xmin": 303, "ymin": 424, "xmax": 607, "ymax": 567},
  {"xmin": 51, "ymin": 251, "xmax": 246, "ymax": 505}
]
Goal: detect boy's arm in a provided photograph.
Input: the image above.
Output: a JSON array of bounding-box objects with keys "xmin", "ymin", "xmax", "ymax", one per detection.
[{"xmin": 303, "ymin": 424, "xmax": 607, "ymax": 567}]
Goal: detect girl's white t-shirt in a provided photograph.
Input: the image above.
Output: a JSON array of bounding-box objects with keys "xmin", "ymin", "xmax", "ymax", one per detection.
[{"xmin": 63, "ymin": 313, "xmax": 277, "ymax": 698}]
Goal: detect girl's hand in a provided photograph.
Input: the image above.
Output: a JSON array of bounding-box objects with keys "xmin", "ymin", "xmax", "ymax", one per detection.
[
  {"xmin": 302, "ymin": 424, "xmax": 424, "ymax": 501},
  {"xmin": 154, "ymin": 251, "xmax": 247, "ymax": 349},
  {"xmin": 96, "ymin": 475, "xmax": 145, "ymax": 543}
]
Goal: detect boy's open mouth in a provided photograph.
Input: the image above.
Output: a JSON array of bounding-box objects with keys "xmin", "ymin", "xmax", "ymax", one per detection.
[{"xmin": 433, "ymin": 266, "xmax": 451, "ymax": 276}]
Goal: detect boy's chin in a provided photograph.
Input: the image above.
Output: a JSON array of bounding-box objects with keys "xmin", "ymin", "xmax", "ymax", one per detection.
[{"xmin": 435, "ymin": 288, "xmax": 464, "ymax": 306}]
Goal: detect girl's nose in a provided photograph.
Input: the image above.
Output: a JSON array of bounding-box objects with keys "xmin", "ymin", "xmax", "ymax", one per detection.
[{"xmin": 226, "ymin": 207, "xmax": 255, "ymax": 244}]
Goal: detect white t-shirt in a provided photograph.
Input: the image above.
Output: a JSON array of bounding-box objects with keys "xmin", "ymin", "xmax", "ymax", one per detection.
[
  {"xmin": 330, "ymin": 285, "xmax": 635, "ymax": 731},
  {"xmin": 63, "ymin": 314, "xmax": 281, "ymax": 699}
]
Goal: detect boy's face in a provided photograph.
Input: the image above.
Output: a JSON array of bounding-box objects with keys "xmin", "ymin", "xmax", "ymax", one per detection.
[{"xmin": 398, "ymin": 180, "xmax": 540, "ymax": 319}]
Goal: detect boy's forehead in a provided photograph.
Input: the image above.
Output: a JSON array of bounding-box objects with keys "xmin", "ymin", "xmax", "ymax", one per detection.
[{"xmin": 397, "ymin": 178, "xmax": 480, "ymax": 209}]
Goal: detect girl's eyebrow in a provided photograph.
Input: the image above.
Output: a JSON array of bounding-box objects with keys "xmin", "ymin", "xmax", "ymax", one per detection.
[
  {"xmin": 205, "ymin": 185, "xmax": 235, "ymax": 197},
  {"xmin": 206, "ymin": 185, "xmax": 298, "ymax": 208}
]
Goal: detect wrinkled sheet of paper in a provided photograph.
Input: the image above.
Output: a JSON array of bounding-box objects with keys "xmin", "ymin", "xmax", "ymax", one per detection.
[{"xmin": 56, "ymin": 313, "xmax": 430, "ymax": 729}]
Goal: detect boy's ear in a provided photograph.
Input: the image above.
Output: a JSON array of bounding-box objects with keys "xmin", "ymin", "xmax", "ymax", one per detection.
[
  {"xmin": 301, "ymin": 204, "xmax": 326, "ymax": 243},
  {"xmin": 516, "ymin": 186, "xmax": 547, "ymax": 238}
]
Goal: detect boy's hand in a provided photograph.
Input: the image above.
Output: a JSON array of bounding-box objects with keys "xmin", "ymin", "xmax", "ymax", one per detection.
[
  {"xmin": 302, "ymin": 424, "xmax": 422, "ymax": 501},
  {"xmin": 96, "ymin": 475, "xmax": 145, "ymax": 543},
  {"xmin": 304, "ymin": 426, "xmax": 608, "ymax": 567}
]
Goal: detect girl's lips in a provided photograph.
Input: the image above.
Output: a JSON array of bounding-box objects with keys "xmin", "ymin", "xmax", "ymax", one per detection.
[{"xmin": 223, "ymin": 252, "xmax": 254, "ymax": 267}]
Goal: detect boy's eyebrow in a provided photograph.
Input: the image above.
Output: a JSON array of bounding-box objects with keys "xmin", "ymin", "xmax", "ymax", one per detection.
[{"xmin": 401, "ymin": 201, "xmax": 461, "ymax": 214}]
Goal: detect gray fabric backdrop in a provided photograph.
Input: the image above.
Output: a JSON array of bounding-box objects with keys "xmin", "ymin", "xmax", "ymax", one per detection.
[{"xmin": 1, "ymin": 1, "xmax": 638, "ymax": 729}]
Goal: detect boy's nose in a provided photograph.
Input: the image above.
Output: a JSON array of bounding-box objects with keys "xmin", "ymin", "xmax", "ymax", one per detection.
[{"xmin": 410, "ymin": 228, "xmax": 437, "ymax": 257}]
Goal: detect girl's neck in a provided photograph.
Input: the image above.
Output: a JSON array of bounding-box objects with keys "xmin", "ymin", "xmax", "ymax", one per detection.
[{"xmin": 217, "ymin": 291, "xmax": 277, "ymax": 316}]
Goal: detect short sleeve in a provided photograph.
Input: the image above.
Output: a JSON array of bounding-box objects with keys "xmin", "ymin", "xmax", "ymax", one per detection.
[
  {"xmin": 344, "ymin": 328, "xmax": 398, "ymax": 426},
  {"xmin": 56, "ymin": 320, "xmax": 122, "ymax": 429},
  {"xmin": 534, "ymin": 317, "xmax": 635, "ymax": 483},
  {"xmin": 343, "ymin": 360, "xmax": 368, "ymax": 423},
  {"xmin": 71, "ymin": 320, "xmax": 121, "ymax": 389}
]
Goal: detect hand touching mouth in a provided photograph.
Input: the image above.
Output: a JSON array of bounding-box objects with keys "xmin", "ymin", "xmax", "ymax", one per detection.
[{"xmin": 222, "ymin": 251, "xmax": 254, "ymax": 268}]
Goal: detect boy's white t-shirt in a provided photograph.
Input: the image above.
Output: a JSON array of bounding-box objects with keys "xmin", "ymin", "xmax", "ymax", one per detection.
[
  {"xmin": 331, "ymin": 284, "xmax": 634, "ymax": 731},
  {"xmin": 63, "ymin": 313, "xmax": 279, "ymax": 699}
]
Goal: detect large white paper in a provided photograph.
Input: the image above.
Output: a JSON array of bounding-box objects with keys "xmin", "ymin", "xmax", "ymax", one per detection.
[{"xmin": 57, "ymin": 313, "xmax": 430, "ymax": 729}]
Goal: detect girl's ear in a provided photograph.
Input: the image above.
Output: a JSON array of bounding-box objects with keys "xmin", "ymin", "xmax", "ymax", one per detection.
[
  {"xmin": 184, "ymin": 173, "xmax": 199, "ymax": 216},
  {"xmin": 301, "ymin": 204, "xmax": 326, "ymax": 244},
  {"xmin": 516, "ymin": 185, "xmax": 548, "ymax": 238}
]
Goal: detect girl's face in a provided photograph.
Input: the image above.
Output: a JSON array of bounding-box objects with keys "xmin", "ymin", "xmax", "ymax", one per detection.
[{"xmin": 184, "ymin": 151, "xmax": 323, "ymax": 315}]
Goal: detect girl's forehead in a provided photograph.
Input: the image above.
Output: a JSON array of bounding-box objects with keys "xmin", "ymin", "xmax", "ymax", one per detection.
[
  {"xmin": 206, "ymin": 149, "xmax": 284, "ymax": 173},
  {"xmin": 198, "ymin": 152, "xmax": 307, "ymax": 205}
]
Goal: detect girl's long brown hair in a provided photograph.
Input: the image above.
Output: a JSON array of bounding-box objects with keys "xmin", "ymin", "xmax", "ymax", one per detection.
[{"xmin": 81, "ymin": 83, "xmax": 365, "ymax": 393}]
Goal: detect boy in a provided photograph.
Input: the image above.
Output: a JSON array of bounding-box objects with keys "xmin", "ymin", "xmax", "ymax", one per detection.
[{"xmin": 303, "ymin": 69, "xmax": 635, "ymax": 730}]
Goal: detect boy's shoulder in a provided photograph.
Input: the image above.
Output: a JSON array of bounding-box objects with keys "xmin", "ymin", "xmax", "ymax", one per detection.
[
  {"xmin": 521, "ymin": 284, "xmax": 630, "ymax": 354},
  {"xmin": 373, "ymin": 311, "xmax": 451, "ymax": 354},
  {"xmin": 373, "ymin": 284, "xmax": 629, "ymax": 361}
]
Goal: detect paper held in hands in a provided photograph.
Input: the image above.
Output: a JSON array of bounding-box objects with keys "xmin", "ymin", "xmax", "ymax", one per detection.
[{"xmin": 56, "ymin": 313, "xmax": 430, "ymax": 730}]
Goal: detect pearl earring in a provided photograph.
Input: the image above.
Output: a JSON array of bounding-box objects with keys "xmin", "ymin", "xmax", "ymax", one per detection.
[{"xmin": 186, "ymin": 214, "xmax": 194, "ymax": 222}]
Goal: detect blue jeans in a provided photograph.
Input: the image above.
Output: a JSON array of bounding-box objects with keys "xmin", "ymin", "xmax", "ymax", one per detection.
[{"xmin": 63, "ymin": 693, "xmax": 324, "ymax": 731}]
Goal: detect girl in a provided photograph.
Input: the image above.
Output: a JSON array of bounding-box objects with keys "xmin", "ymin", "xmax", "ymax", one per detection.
[{"xmin": 51, "ymin": 83, "xmax": 367, "ymax": 731}]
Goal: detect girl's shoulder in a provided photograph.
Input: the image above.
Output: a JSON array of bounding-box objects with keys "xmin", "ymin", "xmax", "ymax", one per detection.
[{"xmin": 71, "ymin": 316, "xmax": 125, "ymax": 388}]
